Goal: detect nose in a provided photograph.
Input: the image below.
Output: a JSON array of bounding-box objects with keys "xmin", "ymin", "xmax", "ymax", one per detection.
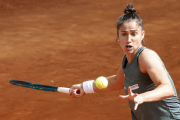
[{"xmin": 127, "ymin": 34, "xmax": 132, "ymax": 43}]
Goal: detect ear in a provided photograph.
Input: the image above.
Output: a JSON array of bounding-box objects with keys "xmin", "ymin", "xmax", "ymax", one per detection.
[
  {"xmin": 117, "ymin": 30, "xmax": 119, "ymax": 37},
  {"xmin": 141, "ymin": 30, "xmax": 145, "ymax": 40},
  {"xmin": 117, "ymin": 31, "xmax": 120, "ymax": 41}
]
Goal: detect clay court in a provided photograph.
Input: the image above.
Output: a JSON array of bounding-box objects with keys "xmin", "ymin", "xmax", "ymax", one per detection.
[{"xmin": 0, "ymin": 0, "xmax": 180, "ymax": 119}]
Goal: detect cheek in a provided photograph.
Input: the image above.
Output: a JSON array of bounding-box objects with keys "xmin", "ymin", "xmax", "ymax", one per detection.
[
  {"xmin": 119, "ymin": 39, "xmax": 125, "ymax": 48},
  {"xmin": 133, "ymin": 36, "xmax": 142, "ymax": 44},
  {"xmin": 136, "ymin": 38, "xmax": 142, "ymax": 44}
]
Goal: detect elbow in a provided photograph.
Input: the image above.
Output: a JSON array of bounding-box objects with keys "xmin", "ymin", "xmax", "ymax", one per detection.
[
  {"xmin": 168, "ymin": 87, "xmax": 175, "ymax": 97},
  {"xmin": 170, "ymin": 90, "xmax": 175, "ymax": 97},
  {"xmin": 162, "ymin": 85, "xmax": 175, "ymax": 98}
]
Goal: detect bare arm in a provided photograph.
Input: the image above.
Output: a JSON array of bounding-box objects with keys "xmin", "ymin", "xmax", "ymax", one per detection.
[
  {"xmin": 138, "ymin": 49, "xmax": 175, "ymax": 102},
  {"xmin": 119, "ymin": 49, "xmax": 175, "ymax": 110},
  {"xmin": 93, "ymin": 67, "xmax": 124, "ymax": 92},
  {"xmin": 69, "ymin": 67, "xmax": 124, "ymax": 98}
]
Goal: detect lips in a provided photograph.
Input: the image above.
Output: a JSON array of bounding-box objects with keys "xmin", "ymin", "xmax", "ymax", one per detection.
[{"xmin": 126, "ymin": 45, "xmax": 132, "ymax": 50}]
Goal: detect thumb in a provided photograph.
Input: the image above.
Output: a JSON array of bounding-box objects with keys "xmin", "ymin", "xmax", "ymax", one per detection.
[
  {"xmin": 71, "ymin": 84, "xmax": 85, "ymax": 98},
  {"xmin": 119, "ymin": 95, "xmax": 129, "ymax": 99},
  {"xmin": 134, "ymin": 102, "xmax": 139, "ymax": 110},
  {"xmin": 69, "ymin": 85, "xmax": 81, "ymax": 96}
]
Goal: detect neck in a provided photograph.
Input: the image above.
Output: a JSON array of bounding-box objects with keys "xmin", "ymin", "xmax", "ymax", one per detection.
[
  {"xmin": 126, "ymin": 54, "xmax": 135, "ymax": 64},
  {"xmin": 126, "ymin": 45, "xmax": 142, "ymax": 64}
]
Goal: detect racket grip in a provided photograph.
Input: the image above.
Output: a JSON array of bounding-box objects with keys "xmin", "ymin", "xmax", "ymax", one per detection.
[{"xmin": 57, "ymin": 87, "xmax": 80, "ymax": 94}]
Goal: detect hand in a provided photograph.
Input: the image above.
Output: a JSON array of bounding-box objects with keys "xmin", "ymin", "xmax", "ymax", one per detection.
[
  {"xmin": 69, "ymin": 83, "xmax": 86, "ymax": 98},
  {"xmin": 119, "ymin": 87, "xmax": 144, "ymax": 110}
]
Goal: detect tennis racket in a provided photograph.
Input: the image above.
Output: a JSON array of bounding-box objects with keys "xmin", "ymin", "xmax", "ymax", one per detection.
[{"xmin": 9, "ymin": 79, "xmax": 80, "ymax": 94}]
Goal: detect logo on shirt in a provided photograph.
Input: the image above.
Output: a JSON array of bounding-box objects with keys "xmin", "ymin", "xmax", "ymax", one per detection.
[{"xmin": 129, "ymin": 84, "xmax": 139, "ymax": 91}]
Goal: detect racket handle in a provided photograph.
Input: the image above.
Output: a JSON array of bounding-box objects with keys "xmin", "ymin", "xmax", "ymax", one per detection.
[{"xmin": 57, "ymin": 87, "xmax": 80, "ymax": 94}]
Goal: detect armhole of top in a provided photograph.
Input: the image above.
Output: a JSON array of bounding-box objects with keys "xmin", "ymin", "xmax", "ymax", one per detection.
[
  {"xmin": 137, "ymin": 47, "xmax": 147, "ymax": 74},
  {"xmin": 122, "ymin": 54, "xmax": 127, "ymax": 69}
]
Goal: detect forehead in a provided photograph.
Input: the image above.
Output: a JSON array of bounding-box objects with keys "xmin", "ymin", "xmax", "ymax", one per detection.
[{"xmin": 120, "ymin": 20, "xmax": 141, "ymax": 31}]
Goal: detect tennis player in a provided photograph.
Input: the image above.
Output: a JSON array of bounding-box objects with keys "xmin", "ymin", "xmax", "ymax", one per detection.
[{"xmin": 69, "ymin": 3, "xmax": 180, "ymax": 120}]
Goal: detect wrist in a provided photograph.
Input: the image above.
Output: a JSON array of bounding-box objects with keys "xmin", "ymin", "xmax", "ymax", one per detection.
[{"xmin": 82, "ymin": 80, "xmax": 95, "ymax": 94}]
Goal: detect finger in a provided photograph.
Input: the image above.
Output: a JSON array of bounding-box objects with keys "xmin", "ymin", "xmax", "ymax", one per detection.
[
  {"xmin": 69, "ymin": 84, "xmax": 80, "ymax": 96},
  {"xmin": 134, "ymin": 93, "xmax": 138, "ymax": 97},
  {"xmin": 69, "ymin": 88, "xmax": 73, "ymax": 96},
  {"xmin": 69, "ymin": 88, "xmax": 79, "ymax": 98},
  {"xmin": 119, "ymin": 95, "xmax": 129, "ymax": 99},
  {"xmin": 75, "ymin": 93, "xmax": 80, "ymax": 98},
  {"xmin": 128, "ymin": 87, "xmax": 133, "ymax": 96},
  {"xmin": 74, "ymin": 89, "xmax": 79, "ymax": 96},
  {"xmin": 134, "ymin": 102, "xmax": 139, "ymax": 110}
]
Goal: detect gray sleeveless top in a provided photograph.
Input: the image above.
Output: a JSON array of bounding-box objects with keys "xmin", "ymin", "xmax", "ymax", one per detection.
[{"xmin": 122, "ymin": 47, "xmax": 180, "ymax": 120}]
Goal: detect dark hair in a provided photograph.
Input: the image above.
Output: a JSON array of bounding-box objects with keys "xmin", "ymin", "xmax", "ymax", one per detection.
[{"xmin": 117, "ymin": 3, "xmax": 143, "ymax": 36}]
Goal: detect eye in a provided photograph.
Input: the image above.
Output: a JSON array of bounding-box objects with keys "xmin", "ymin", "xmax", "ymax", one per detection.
[
  {"xmin": 122, "ymin": 33, "xmax": 127, "ymax": 37},
  {"xmin": 131, "ymin": 32, "xmax": 136, "ymax": 36}
]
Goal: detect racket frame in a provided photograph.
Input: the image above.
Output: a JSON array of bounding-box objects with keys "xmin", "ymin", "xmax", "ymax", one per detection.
[{"xmin": 9, "ymin": 79, "xmax": 80, "ymax": 94}]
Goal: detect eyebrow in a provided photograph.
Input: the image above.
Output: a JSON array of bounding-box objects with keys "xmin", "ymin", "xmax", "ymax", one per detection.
[{"xmin": 120, "ymin": 30, "xmax": 138, "ymax": 32}]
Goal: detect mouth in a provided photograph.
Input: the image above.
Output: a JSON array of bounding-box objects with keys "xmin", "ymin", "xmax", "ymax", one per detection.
[{"xmin": 126, "ymin": 45, "xmax": 132, "ymax": 49}]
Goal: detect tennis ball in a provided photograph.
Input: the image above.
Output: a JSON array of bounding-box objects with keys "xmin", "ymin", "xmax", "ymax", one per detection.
[{"xmin": 95, "ymin": 76, "xmax": 108, "ymax": 89}]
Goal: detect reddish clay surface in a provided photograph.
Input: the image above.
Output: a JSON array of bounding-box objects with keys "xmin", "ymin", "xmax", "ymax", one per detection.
[{"xmin": 0, "ymin": 0, "xmax": 180, "ymax": 120}]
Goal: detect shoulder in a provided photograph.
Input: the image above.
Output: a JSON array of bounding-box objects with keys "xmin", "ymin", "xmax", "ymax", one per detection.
[
  {"xmin": 139, "ymin": 48, "xmax": 161, "ymax": 60},
  {"xmin": 138, "ymin": 48, "xmax": 162, "ymax": 73}
]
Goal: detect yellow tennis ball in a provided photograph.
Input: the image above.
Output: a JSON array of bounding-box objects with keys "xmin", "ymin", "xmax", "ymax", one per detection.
[{"xmin": 95, "ymin": 76, "xmax": 108, "ymax": 89}]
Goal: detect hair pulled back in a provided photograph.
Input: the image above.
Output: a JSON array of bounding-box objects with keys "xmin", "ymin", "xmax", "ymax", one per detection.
[{"xmin": 117, "ymin": 3, "xmax": 143, "ymax": 35}]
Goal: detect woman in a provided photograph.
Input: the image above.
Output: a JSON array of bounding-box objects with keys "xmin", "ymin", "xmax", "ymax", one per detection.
[{"xmin": 69, "ymin": 3, "xmax": 180, "ymax": 120}]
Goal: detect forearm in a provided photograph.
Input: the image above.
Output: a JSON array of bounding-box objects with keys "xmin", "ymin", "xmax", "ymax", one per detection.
[
  {"xmin": 70, "ymin": 68, "xmax": 124, "ymax": 98},
  {"xmin": 93, "ymin": 75, "xmax": 123, "ymax": 92},
  {"xmin": 140, "ymin": 84, "xmax": 175, "ymax": 102}
]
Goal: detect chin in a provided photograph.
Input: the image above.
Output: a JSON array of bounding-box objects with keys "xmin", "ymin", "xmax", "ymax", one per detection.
[
  {"xmin": 125, "ymin": 51, "xmax": 134, "ymax": 55},
  {"xmin": 125, "ymin": 49, "xmax": 136, "ymax": 55}
]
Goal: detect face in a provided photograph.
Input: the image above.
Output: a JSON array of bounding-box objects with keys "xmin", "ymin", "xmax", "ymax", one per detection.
[{"xmin": 118, "ymin": 20, "xmax": 145, "ymax": 55}]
